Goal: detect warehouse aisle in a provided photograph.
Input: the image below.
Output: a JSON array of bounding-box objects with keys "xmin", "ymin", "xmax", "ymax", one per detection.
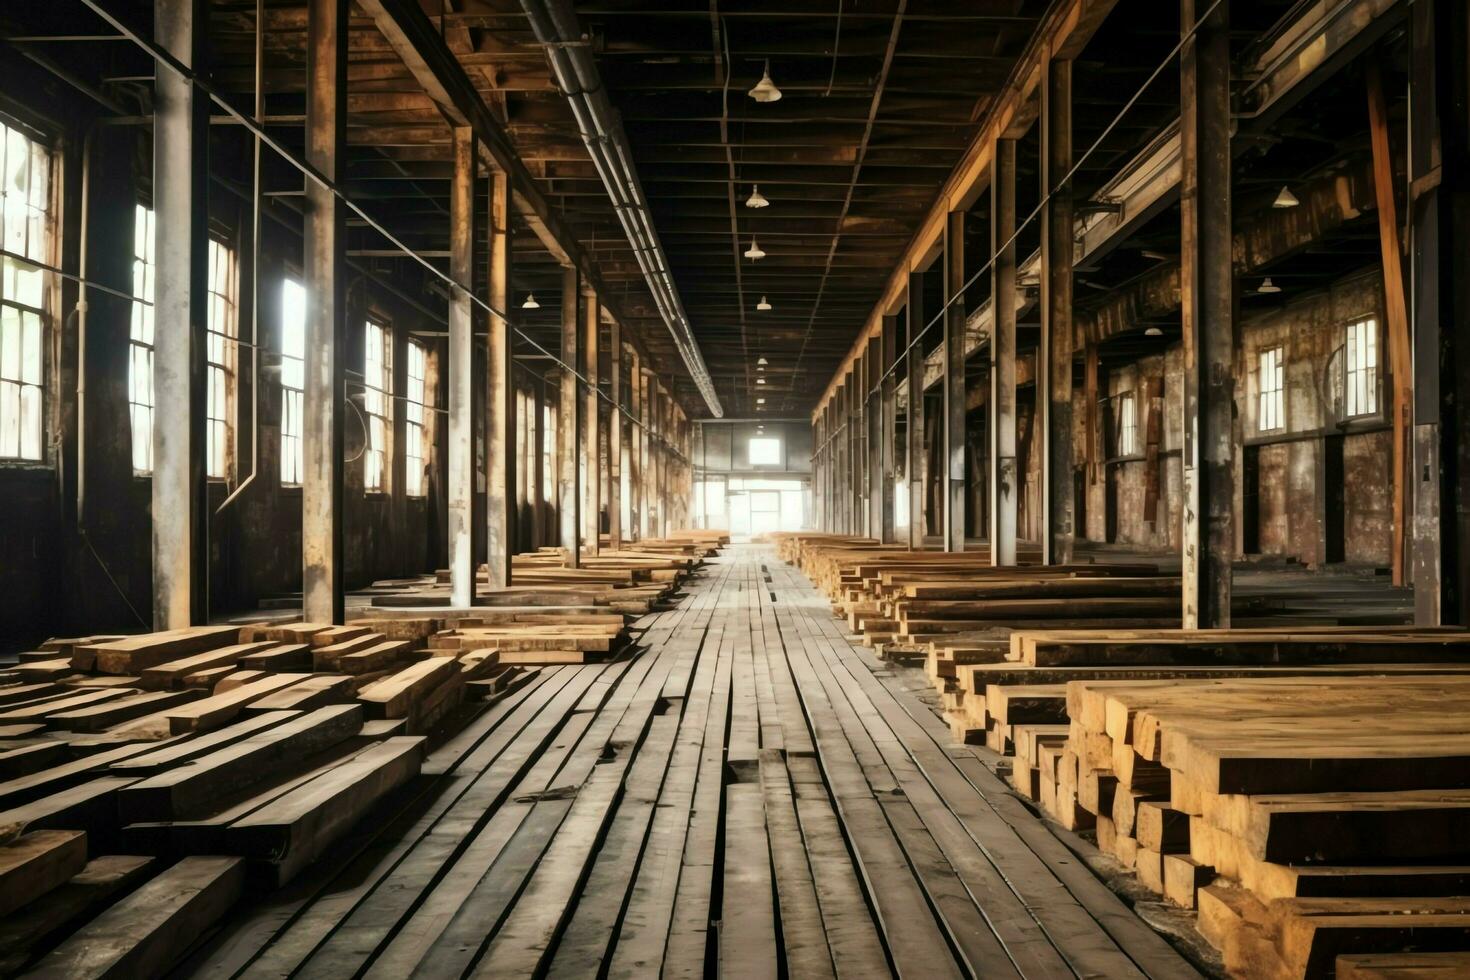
[{"xmin": 187, "ymin": 546, "xmax": 1197, "ymax": 979}]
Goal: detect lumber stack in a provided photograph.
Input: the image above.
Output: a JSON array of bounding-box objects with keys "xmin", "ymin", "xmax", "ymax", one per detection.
[{"xmin": 1029, "ymin": 665, "xmax": 1470, "ymax": 977}]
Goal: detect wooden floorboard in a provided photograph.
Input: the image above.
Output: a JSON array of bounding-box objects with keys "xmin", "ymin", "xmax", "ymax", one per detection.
[{"xmin": 185, "ymin": 546, "xmax": 1199, "ymax": 979}]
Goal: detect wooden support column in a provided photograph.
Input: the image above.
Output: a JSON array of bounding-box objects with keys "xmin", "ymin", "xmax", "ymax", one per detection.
[
  {"xmin": 989, "ymin": 139, "xmax": 1019, "ymax": 567},
  {"xmin": 839, "ymin": 372, "xmax": 851, "ymax": 534},
  {"xmin": 446, "ymin": 128, "xmax": 477, "ymax": 606},
  {"xmin": 1041, "ymin": 56, "xmax": 1075, "ymax": 565},
  {"xmin": 582, "ymin": 290, "xmax": 600, "ymax": 555},
  {"xmin": 906, "ymin": 271, "xmax": 927, "ymax": 548},
  {"xmin": 638, "ymin": 368, "xmax": 651, "ymax": 539},
  {"xmin": 943, "ymin": 209, "xmax": 968, "ymax": 552},
  {"xmin": 1179, "ymin": 0, "xmax": 1234, "ymax": 627},
  {"xmin": 648, "ymin": 380, "xmax": 660, "ymax": 537},
  {"xmin": 867, "ymin": 333, "xmax": 883, "ymax": 538},
  {"xmin": 1366, "ymin": 62, "xmax": 1411, "ymax": 587},
  {"xmin": 302, "ymin": 0, "xmax": 347, "ymax": 623},
  {"xmin": 485, "ymin": 169, "xmax": 513, "ymax": 588},
  {"xmin": 629, "ymin": 350, "xmax": 642, "ymax": 541},
  {"xmin": 880, "ymin": 314, "xmax": 898, "ymax": 542},
  {"xmin": 1409, "ymin": 0, "xmax": 1470, "ymax": 624},
  {"xmin": 608, "ymin": 323, "xmax": 623, "ymax": 549},
  {"xmin": 531, "ymin": 377, "xmax": 546, "ymax": 549},
  {"xmin": 558, "ymin": 267, "xmax": 581, "ymax": 567},
  {"xmin": 151, "ymin": 0, "xmax": 208, "ymax": 628}
]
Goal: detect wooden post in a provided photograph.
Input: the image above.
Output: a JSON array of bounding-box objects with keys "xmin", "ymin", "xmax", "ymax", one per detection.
[
  {"xmin": 446, "ymin": 128, "xmax": 477, "ymax": 606},
  {"xmin": 989, "ymin": 138, "xmax": 1018, "ymax": 567},
  {"xmin": 1179, "ymin": 0, "xmax": 1234, "ymax": 627},
  {"xmin": 943, "ymin": 209, "xmax": 968, "ymax": 552},
  {"xmin": 558, "ymin": 268, "xmax": 580, "ymax": 567},
  {"xmin": 906, "ymin": 270, "xmax": 927, "ymax": 549},
  {"xmin": 582, "ymin": 289, "xmax": 600, "ymax": 555},
  {"xmin": 1366, "ymin": 61, "xmax": 1411, "ymax": 587},
  {"xmin": 867, "ymin": 333, "xmax": 883, "ymax": 538},
  {"xmin": 531, "ymin": 377, "xmax": 546, "ymax": 549},
  {"xmin": 302, "ymin": 0, "xmax": 347, "ymax": 622},
  {"xmin": 152, "ymin": 0, "xmax": 209, "ymax": 627},
  {"xmin": 608, "ymin": 324, "xmax": 623, "ymax": 550},
  {"xmin": 629, "ymin": 350, "xmax": 642, "ymax": 541},
  {"xmin": 1042, "ymin": 56, "xmax": 1075, "ymax": 566},
  {"xmin": 880, "ymin": 314, "xmax": 898, "ymax": 543},
  {"xmin": 485, "ymin": 169, "xmax": 513, "ymax": 589}
]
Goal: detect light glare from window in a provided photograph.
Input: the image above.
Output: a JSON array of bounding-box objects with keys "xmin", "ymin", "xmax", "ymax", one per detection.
[{"xmin": 748, "ymin": 436, "xmax": 781, "ymax": 466}]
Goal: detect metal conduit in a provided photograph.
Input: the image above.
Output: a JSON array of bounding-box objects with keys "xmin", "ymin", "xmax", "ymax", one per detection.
[{"xmin": 519, "ymin": 0, "xmax": 724, "ymax": 418}]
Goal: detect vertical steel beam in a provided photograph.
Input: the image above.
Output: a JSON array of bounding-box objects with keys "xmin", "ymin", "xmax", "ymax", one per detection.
[
  {"xmin": 447, "ymin": 127, "xmax": 477, "ymax": 607},
  {"xmin": 151, "ymin": 0, "xmax": 208, "ymax": 628},
  {"xmin": 608, "ymin": 321, "xmax": 623, "ymax": 549},
  {"xmin": 880, "ymin": 314, "xmax": 898, "ymax": 543},
  {"xmin": 583, "ymin": 291, "xmax": 600, "ymax": 554},
  {"xmin": 1041, "ymin": 56, "xmax": 1075, "ymax": 566},
  {"xmin": 1179, "ymin": 0, "xmax": 1234, "ymax": 627},
  {"xmin": 989, "ymin": 139, "xmax": 1019, "ymax": 567},
  {"xmin": 558, "ymin": 267, "xmax": 581, "ymax": 566},
  {"xmin": 906, "ymin": 271, "xmax": 927, "ymax": 548},
  {"xmin": 1409, "ymin": 0, "xmax": 1470, "ymax": 624},
  {"xmin": 302, "ymin": 0, "xmax": 347, "ymax": 623},
  {"xmin": 485, "ymin": 169, "xmax": 513, "ymax": 588},
  {"xmin": 943, "ymin": 209, "xmax": 968, "ymax": 552},
  {"xmin": 866, "ymin": 332, "xmax": 883, "ymax": 538}
]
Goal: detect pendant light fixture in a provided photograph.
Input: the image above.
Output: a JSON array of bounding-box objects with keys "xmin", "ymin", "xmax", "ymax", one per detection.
[
  {"xmin": 522, "ymin": 293, "xmax": 540, "ymax": 309},
  {"xmin": 1145, "ymin": 326, "xmax": 1163, "ymax": 337},
  {"xmin": 1272, "ymin": 185, "xmax": 1300, "ymax": 208},
  {"xmin": 756, "ymin": 295, "xmax": 772, "ymax": 311},
  {"xmin": 756, "ymin": 377, "xmax": 766, "ymax": 384},
  {"xmin": 748, "ymin": 62, "xmax": 782, "ymax": 103},
  {"xmin": 744, "ymin": 239, "xmax": 766, "ymax": 260},
  {"xmin": 745, "ymin": 185, "xmax": 769, "ymax": 209},
  {"xmin": 1257, "ymin": 277, "xmax": 1282, "ymax": 294},
  {"xmin": 757, "ymin": 357, "xmax": 768, "ymax": 365}
]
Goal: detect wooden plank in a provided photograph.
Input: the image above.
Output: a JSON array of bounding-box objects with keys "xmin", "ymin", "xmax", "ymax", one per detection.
[
  {"xmin": 0, "ymin": 830, "xmax": 88, "ymax": 915},
  {"xmin": 82, "ymin": 625, "xmax": 244, "ymax": 674},
  {"xmin": 0, "ymin": 855, "xmax": 155, "ymax": 975},
  {"xmin": 718, "ymin": 782, "xmax": 779, "ymax": 980},
  {"xmin": 164, "ymin": 673, "xmax": 310, "ymax": 733},
  {"xmin": 23, "ymin": 855, "xmax": 244, "ymax": 978}
]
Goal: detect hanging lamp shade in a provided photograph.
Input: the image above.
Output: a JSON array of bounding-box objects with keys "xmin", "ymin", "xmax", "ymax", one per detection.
[
  {"xmin": 522, "ymin": 293, "xmax": 540, "ymax": 309},
  {"xmin": 748, "ymin": 63, "xmax": 782, "ymax": 103},
  {"xmin": 756, "ymin": 296, "xmax": 772, "ymax": 311},
  {"xmin": 1257, "ymin": 277, "xmax": 1282, "ymax": 294},
  {"xmin": 1272, "ymin": 185, "xmax": 1300, "ymax": 208},
  {"xmin": 744, "ymin": 239, "xmax": 766, "ymax": 260},
  {"xmin": 745, "ymin": 185, "xmax": 769, "ymax": 208}
]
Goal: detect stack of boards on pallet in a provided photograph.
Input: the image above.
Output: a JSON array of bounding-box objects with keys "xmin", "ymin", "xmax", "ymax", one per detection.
[
  {"xmin": 945, "ymin": 626, "xmax": 1470, "ymax": 979},
  {"xmin": 0, "ymin": 620, "xmax": 574, "ymax": 976},
  {"xmin": 368, "ymin": 532, "xmax": 724, "ymax": 613}
]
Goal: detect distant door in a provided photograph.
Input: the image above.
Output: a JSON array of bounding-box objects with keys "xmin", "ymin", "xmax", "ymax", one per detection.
[
  {"xmin": 750, "ymin": 490, "xmax": 781, "ymax": 536},
  {"xmin": 728, "ymin": 492, "xmax": 751, "ymax": 536},
  {"xmin": 1242, "ymin": 445, "xmax": 1261, "ymax": 555},
  {"xmin": 1324, "ymin": 435, "xmax": 1346, "ymax": 563}
]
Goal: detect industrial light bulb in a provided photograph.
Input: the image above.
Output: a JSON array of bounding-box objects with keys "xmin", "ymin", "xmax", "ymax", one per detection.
[
  {"xmin": 745, "ymin": 185, "xmax": 769, "ymax": 208},
  {"xmin": 756, "ymin": 296, "xmax": 772, "ymax": 311},
  {"xmin": 744, "ymin": 239, "xmax": 766, "ymax": 260},
  {"xmin": 748, "ymin": 63, "xmax": 782, "ymax": 103},
  {"xmin": 756, "ymin": 377, "xmax": 766, "ymax": 384},
  {"xmin": 1145, "ymin": 326, "xmax": 1163, "ymax": 336},
  {"xmin": 522, "ymin": 293, "xmax": 540, "ymax": 309},
  {"xmin": 757, "ymin": 357, "xmax": 768, "ymax": 365},
  {"xmin": 1272, "ymin": 186, "xmax": 1300, "ymax": 209}
]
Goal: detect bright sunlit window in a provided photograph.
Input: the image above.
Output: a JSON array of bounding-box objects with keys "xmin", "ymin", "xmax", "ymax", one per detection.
[
  {"xmin": 405, "ymin": 339, "xmax": 429, "ymax": 497},
  {"xmin": 1116, "ymin": 392, "xmax": 1137, "ymax": 456},
  {"xmin": 1259, "ymin": 346, "xmax": 1284, "ymax": 432},
  {"xmin": 1344, "ymin": 318, "xmax": 1377, "ymax": 418},
  {"xmin": 129, "ymin": 203, "xmax": 156, "ymax": 473},
  {"xmin": 206, "ymin": 239, "xmax": 237, "ymax": 480},
  {"xmin": 748, "ymin": 436, "xmax": 781, "ymax": 466},
  {"xmin": 0, "ymin": 122, "xmax": 50, "ymax": 462},
  {"xmin": 363, "ymin": 318, "xmax": 392, "ymax": 493},
  {"xmin": 280, "ymin": 278, "xmax": 306, "ymax": 485}
]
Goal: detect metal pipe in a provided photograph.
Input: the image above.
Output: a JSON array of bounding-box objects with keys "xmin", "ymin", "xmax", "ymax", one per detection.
[{"xmin": 519, "ymin": 0, "xmax": 723, "ymax": 417}]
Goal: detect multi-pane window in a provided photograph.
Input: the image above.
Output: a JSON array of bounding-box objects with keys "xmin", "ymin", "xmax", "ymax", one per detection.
[
  {"xmin": 1258, "ymin": 346, "xmax": 1285, "ymax": 432},
  {"xmin": 0, "ymin": 123, "xmax": 50, "ymax": 461},
  {"xmin": 206, "ymin": 239, "xmax": 237, "ymax": 480},
  {"xmin": 748, "ymin": 436, "xmax": 781, "ymax": 466},
  {"xmin": 1116, "ymin": 392, "xmax": 1138, "ymax": 456},
  {"xmin": 129, "ymin": 204, "xmax": 156, "ymax": 472},
  {"xmin": 404, "ymin": 339, "xmax": 429, "ymax": 497},
  {"xmin": 1344, "ymin": 318, "xmax": 1378, "ymax": 418},
  {"xmin": 363, "ymin": 318, "xmax": 392, "ymax": 493},
  {"xmin": 280, "ymin": 278, "xmax": 306, "ymax": 486}
]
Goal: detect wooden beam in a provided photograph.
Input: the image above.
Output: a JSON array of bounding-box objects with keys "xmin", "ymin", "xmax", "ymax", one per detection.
[
  {"xmin": 487, "ymin": 168, "xmax": 514, "ymax": 588},
  {"xmin": 448, "ymin": 127, "xmax": 477, "ymax": 606},
  {"xmin": 1041, "ymin": 56, "xmax": 1075, "ymax": 566},
  {"xmin": 943, "ymin": 209, "xmax": 967, "ymax": 552},
  {"xmin": 559, "ymin": 268, "xmax": 581, "ymax": 567},
  {"xmin": 609, "ymin": 321, "xmax": 623, "ymax": 549},
  {"xmin": 906, "ymin": 271, "xmax": 927, "ymax": 549},
  {"xmin": 880, "ymin": 314, "xmax": 898, "ymax": 543},
  {"xmin": 989, "ymin": 138, "xmax": 1018, "ymax": 567}
]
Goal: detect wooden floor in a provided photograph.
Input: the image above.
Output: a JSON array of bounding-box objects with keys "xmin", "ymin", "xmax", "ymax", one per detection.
[{"xmin": 183, "ymin": 546, "xmax": 1200, "ymax": 979}]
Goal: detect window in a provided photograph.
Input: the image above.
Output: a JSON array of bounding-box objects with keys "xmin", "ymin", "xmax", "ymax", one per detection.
[
  {"xmin": 1345, "ymin": 318, "xmax": 1378, "ymax": 417},
  {"xmin": 1258, "ymin": 346, "xmax": 1284, "ymax": 432},
  {"xmin": 1116, "ymin": 392, "xmax": 1138, "ymax": 456},
  {"xmin": 280, "ymin": 278, "xmax": 306, "ymax": 485},
  {"xmin": 129, "ymin": 203, "xmax": 156, "ymax": 472},
  {"xmin": 404, "ymin": 339, "xmax": 429, "ymax": 497},
  {"xmin": 206, "ymin": 239, "xmax": 237, "ymax": 479},
  {"xmin": 0, "ymin": 123, "xmax": 50, "ymax": 461},
  {"xmin": 363, "ymin": 319, "xmax": 392, "ymax": 493},
  {"xmin": 748, "ymin": 436, "xmax": 781, "ymax": 466}
]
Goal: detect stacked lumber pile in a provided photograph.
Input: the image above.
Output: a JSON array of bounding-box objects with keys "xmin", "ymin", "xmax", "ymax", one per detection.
[
  {"xmin": 0, "ymin": 621, "xmax": 557, "ymax": 975},
  {"xmin": 1053, "ymin": 672, "xmax": 1470, "ymax": 978},
  {"xmin": 426, "ymin": 612, "xmax": 628, "ymax": 665}
]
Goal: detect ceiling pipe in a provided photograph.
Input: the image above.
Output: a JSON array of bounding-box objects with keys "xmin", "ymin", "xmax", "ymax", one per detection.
[{"xmin": 518, "ymin": 0, "xmax": 724, "ymax": 418}]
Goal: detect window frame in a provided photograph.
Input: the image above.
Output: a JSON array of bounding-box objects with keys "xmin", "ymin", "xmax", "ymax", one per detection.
[
  {"xmin": 0, "ymin": 119, "xmax": 54, "ymax": 465},
  {"xmin": 404, "ymin": 338, "xmax": 430, "ymax": 498},
  {"xmin": 127, "ymin": 202, "xmax": 157, "ymax": 474},
  {"xmin": 361, "ymin": 316, "xmax": 393, "ymax": 495},
  {"xmin": 1116, "ymin": 391, "xmax": 1138, "ymax": 457},
  {"xmin": 747, "ymin": 435, "xmax": 782, "ymax": 467},
  {"xmin": 1258, "ymin": 345, "xmax": 1285, "ymax": 433},
  {"xmin": 205, "ymin": 237, "xmax": 238, "ymax": 481},
  {"xmin": 279, "ymin": 277, "xmax": 307, "ymax": 487},
  {"xmin": 1343, "ymin": 316, "xmax": 1379, "ymax": 419}
]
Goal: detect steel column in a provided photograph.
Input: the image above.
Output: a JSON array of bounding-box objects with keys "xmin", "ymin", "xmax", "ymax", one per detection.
[
  {"xmin": 943, "ymin": 209, "xmax": 968, "ymax": 552},
  {"xmin": 1179, "ymin": 0, "xmax": 1234, "ymax": 627},
  {"xmin": 447, "ymin": 127, "xmax": 477, "ymax": 606},
  {"xmin": 151, "ymin": 0, "xmax": 208, "ymax": 628},
  {"xmin": 906, "ymin": 271, "xmax": 927, "ymax": 549},
  {"xmin": 558, "ymin": 267, "xmax": 581, "ymax": 566},
  {"xmin": 302, "ymin": 0, "xmax": 347, "ymax": 623},
  {"xmin": 989, "ymin": 139, "xmax": 1018, "ymax": 567},
  {"xmin": 486, "ymin": 169, "xmax": 513, "ymax": 588},
  {"xmin": 1041, "ymin": 56, "xmax": 1075, "ymax": 565}
]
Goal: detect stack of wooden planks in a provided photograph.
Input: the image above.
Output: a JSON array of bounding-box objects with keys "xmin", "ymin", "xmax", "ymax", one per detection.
[{"xmin": 1053, "ymin": 672, "xmax": 1470, "ymax": 977}]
